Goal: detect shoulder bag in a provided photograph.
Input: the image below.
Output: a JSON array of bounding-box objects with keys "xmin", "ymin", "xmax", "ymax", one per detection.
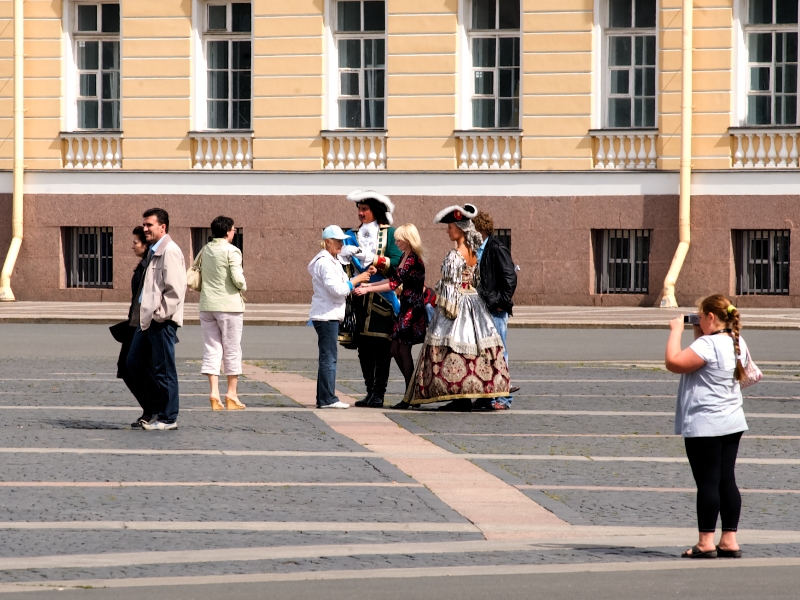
[
  {"xmin": 740, "ymin": 349, "xmax": 762, "ymax": 389},
  {"xmin": 186, "ymin": 246, "xmax": 204, "ymax": 292}
]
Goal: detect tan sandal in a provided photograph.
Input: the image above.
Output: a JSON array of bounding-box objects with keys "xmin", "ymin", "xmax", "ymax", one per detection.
[
  {"xmin": 210, "ymin": 396, "xmax": 225, "ymax": 411},
  {"xmin": 225, "ymin": 396, "xmax": 246, "ymax": 410}
]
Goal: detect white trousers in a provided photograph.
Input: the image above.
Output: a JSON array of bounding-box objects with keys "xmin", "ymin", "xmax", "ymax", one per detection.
[{"xmin": 200, "ymin": 311, "xmax": 244, "ymax": 376}]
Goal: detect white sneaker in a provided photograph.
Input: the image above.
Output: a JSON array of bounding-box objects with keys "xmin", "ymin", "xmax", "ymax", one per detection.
[
  {"xmin": 318, "ymin": 401, "xmax": 349, "ymax": 409},
  {"xmin": 142, "ymin": 420, "xmax": 178, "ymax": 430}
]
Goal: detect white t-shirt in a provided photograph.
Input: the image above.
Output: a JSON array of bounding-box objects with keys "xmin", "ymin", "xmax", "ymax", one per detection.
[{"xmin": 674, "ymin": 333, "xmax": 749, "ymax": 438}]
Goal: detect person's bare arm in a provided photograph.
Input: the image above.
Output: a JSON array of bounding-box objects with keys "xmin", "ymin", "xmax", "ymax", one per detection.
[{"xmin": 665, "ymin": 316, "xmax": 706, "ymax": 374}]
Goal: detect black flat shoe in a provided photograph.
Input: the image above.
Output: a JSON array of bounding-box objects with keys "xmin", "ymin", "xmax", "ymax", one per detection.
[
  {"xmin": 391, "ymin": 401, "xmax": 411, "ymax": 410},
  {"xmin": 509, "ymin": 386, "xmax": 520, "ymax": 394},
  {"xmin": 366, "ymin": 396, "xmax": 385, "ymax": 408},
  {"xmin": 438, "ymin": 399, "xmax": 472, "ymax": 412},
  {"xmin": 131, "ymin": 415, "xmax": 152, "ymax": 429},
  {"xmin": 716, "ymin": 546, "xmax": 742, "ymax": 558},
  {"xmin": 681, "ymin": 546, "xmax": 717, "ymax": 559},
  {"xmin": 354, "ymin": 394, "xmax": 375, "ymax": 408}
]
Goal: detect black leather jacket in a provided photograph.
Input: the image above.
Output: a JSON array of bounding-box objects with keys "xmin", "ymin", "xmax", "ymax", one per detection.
[{"xmin": 478, "ymin": 235, "xmax": 517, "ymax": 316}]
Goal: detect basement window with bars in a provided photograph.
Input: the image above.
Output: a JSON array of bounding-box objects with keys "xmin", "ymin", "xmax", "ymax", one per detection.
[
  {"xmin": 734, "ymin": 229, "xmax": 790, "ymax": 294},
  {"xmin": 63, "ymin": 227, "xmax": 113, "ymax": 289},
  {"xmin": 204, "ymin": 1, "xmax": 253, "ymax": 130},
  {"xmin": 191, "ymin": 228, "xmax": 244, "ymax": 259},
  {"xmin": 594, "ymin": 229, "xmax": 650, "ymax": 294},
  {"xmin": 494, "ymin": 228, "xmax": 511, "ymax": 251},
  {"xmin": 73, "ymin": 2, "xmax": 120, "ymax": 129}
]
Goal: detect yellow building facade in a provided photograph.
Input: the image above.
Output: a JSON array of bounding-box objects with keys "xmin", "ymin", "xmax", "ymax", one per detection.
[{"xmin": 1, "ymin": 0, "xmax": 799, "ymax": 306}]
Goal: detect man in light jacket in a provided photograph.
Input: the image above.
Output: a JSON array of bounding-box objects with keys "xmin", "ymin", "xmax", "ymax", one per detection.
[{"xmin": 127, "ymin": 207, "xmax": 187, "ymax": 431}]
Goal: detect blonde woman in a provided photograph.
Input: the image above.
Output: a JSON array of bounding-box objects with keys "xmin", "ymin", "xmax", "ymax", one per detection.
[
  {"xmin": 355, "ymin": 223, "xmax": 427, "ymax": 404},
  {"xmin": 199, "ymin": 216, "xmax": 246, "ymax": 411}
]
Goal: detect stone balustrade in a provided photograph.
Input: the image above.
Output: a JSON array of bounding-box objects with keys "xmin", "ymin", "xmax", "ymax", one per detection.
[
  {"xmin": 455, "ymin": 131, "xmax": 521, "ymax": 169},
  {"xmin": 322, "ymin": 131, "xmax": 386, "ymax": 169},
  {"xmin": 61, "ymin": 133, "xmax": 122, "ymax": 169},
  {"xmin": 730, "ymin": 128, "xmax": 800, "ymax": 168},
  {"xmin": 590, "ymin": 129, "xmax": 658, "ymax": 169},
  {"xmin": 190, "ymin": 132, "xmax": 253, "ymax": 169}
]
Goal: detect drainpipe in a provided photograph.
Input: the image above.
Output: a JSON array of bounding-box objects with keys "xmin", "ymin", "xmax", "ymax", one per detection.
[
  {"xmin": 660, "ymin": 0, "xmax": 692, "ymax": 308},
  {"xmin": 0, "ymin": 0, "xmax": 24, "ymax": 301}
]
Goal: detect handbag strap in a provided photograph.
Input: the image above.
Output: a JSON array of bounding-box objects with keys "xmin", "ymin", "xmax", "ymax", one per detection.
[{"xmin": 193, "ymin": 245, "xmax": 205, "ymax": 269}]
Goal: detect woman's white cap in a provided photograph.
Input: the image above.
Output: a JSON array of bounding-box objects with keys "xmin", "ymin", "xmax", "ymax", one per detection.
[{"xmin": 322, "ymin": 225, "xmax": 348, "ymax": 240}]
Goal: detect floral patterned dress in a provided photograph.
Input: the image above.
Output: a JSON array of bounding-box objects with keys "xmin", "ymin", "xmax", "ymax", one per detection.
[
  {"xmin": 405, "ymin": 249, "xmax": 510, "ymax": 405},
  {"xmin": 388, "ymin": 251, "xmax": 427, "ymax": 345}
]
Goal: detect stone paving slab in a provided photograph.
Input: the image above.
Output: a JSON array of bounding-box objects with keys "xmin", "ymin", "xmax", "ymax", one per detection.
[{"xmin": 3, "ymin": 303, "xmax": 800, "ymax": 329}]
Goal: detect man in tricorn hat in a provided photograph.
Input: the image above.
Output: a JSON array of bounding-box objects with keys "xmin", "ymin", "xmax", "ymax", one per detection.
[{"xmin": 339, "ymin": 190, "xmax": 402, "ymax": 408}]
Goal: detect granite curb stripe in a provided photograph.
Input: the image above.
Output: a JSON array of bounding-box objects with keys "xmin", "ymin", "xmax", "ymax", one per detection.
[
  {"xmin": 0, "ymin": 522, "xmax": 481, "ymax": 532},
  {"xmin": 0, "ymin": 482, "xmax": 424, "ymax": 488},
  {"xmin": 517, "ymin": 485, "xmax": 800, "ymax": 494}
]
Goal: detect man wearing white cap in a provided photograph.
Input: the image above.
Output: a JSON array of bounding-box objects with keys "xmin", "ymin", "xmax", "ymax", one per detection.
[{"xmin": 339, "ymin": 190, "xmax": 402, "ymax": 408}]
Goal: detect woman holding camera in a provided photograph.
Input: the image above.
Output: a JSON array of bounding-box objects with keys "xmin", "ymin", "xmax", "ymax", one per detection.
[{"xmin": 666, "ymin": 294, "xmax": 749, "ymax": 559}]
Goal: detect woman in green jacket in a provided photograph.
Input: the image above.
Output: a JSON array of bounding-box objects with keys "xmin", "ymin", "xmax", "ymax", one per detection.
[{"xmin": 199, "ymin": 216, "xmax": 247, "ymax": 411}]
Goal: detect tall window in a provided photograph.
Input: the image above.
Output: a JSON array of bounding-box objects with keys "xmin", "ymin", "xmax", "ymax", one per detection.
[
  {"xmin": 74, "ymin": 3, "xmax": 120, "ymax": 129},
  {"xmin": 204, "ymin": 2, "xmax": 252, "ymax": 130},
  {"xmin": 191, "ymin": 227, "xmax": 244, "ymax": 259},
  {"xmin": 745, "ymin": 0, "xmax": 798, "ymax": 125},
  {"xmin": 63, "ymin": 227, "xmax": 114, "ymax": 289},
  {"xmin": 469, "ymin": 0, "xmax": 521, "ymax": 128},
  {"xmin": 734, "ymin": 230, "xmax": 790, "ymax": 294},
  {"xmin": 335, "ymin": 1, "xmax": 386, "ymax": 129},
  {"xmin": 606, "ymin": 0, "xmax": 656, "ymax": 128},
  {"xmin": 594, "ymin": 229, "xmax": 650, "ymax": 294}
]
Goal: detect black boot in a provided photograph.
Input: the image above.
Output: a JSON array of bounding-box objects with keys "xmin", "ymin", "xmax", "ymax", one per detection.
[
  {"xmin": 365, "ymin": 395, "xmax": 385, "ymax": 408},
  {"xmin": 355, "ymin": 394, "xmax": 375, "ymax": 407}
]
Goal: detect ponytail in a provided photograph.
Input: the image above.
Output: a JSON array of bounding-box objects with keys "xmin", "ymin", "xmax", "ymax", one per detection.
[{"xmin": 700, "ymin": 294, "xmax": 745, "ymax": 383}]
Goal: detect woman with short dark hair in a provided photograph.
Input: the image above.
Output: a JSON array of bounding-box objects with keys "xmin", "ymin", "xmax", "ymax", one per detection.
[{"xmin": 197, "ymin": 215, "xmax": 247, "ymax": 410}]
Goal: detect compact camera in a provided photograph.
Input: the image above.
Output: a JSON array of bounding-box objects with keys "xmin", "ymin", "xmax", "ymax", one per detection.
[{"xmin": 683, "ymin": 314, "xmax": 700, "ymax": 326}]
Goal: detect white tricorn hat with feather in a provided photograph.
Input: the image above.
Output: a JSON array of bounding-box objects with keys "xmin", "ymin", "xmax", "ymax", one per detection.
[
  {"xmin": 433, "ymin": 204, "xmax": 478, "ymax": 224},
  {"xmin": 347, "ymin": 190, "xmax": 395, "ymax": 225}
]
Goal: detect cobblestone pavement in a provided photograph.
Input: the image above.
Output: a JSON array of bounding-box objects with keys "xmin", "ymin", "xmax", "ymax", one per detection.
[{"xmin": 1, "ymin": 351, "xmax": 800, "ymax": 594}]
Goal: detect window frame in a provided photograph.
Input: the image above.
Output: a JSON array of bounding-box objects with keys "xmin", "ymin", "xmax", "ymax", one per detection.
[
  {"xmin": 63, "ymin": 226, "xmax": 114, "ymax": 289},
  {"xmin": 331, "ymin": 0, "xmax": 387, "ymax": 130},
  {"xmin": 742, "ymin": 0, "xmax": 800, "ymax": 126},
  {"xmin": 594, "ymin": 229, "xmax": 651, "ymax": 294},
  {"xmin": 465, "ymin": 0, "xmax": 522, "ymax": 130},
  {"xmin": 602, "ymin": 0, "xmax": 658, "ymax": 130},
  {"xmin": 197, "ymin": 0, "xmax": 254, "ymax": 131},
  {"xmin": 68, "ymin": 1, "xmax": 122, "ymax": 132},
  {"xmin": 191, "ymin": 227, "xmax": 244, "ymax": 259},
  {"xmin": 734, "ymin": 229, "xmax": 790, "ymax": 294}
]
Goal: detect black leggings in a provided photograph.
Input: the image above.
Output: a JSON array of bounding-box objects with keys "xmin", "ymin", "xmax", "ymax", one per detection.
[
  {"xmin": 684, "ymin": 431, "xmax": 743, "ymax": 533},
  {"xmin": 390, "ymin": 340, "xmax": 415, "ymax": 391}
]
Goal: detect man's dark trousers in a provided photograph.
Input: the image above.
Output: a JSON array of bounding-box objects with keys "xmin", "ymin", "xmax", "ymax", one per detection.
[
  {"xmin": 127, "ymin": 320, "xmax": 180, "ymax": 424},
  {"xmin": 357, "ymin": 336, "xmax": 391, "ymax": 400}
]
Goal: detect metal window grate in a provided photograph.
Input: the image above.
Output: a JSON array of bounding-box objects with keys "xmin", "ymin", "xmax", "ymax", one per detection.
[
  {"xmin": 595, "ymin": 229, "xmax": 650, "ymax": 294},
  {"xmin": 734, "ymin": 229, "xmax": 790, "ymax": 294},
  {"xmin": 191, "ymin": 227, "xmax": 244, "ymax": 259},
  {"xmin": 64, "ymin": 226, "xmax": 113, "ymax": 288},
  {"xmin": 494, "ymin": 228, "xmax": 511, "ymax": 251}
]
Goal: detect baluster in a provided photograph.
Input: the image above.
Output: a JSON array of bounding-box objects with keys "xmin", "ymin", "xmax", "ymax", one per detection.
[
  {"xmin": 616, "ymin": 135, "xmax": 628, "ymax": 169},
  {"xmin": 790, "ymin": 133, "xmax": 799, "ymax": 168},
  {"xmin": 490, "ymin": 135, "xmax": 500, "ymax": 169},
  {"xmin": 627, "ymin": 135, "xmax": 637, "ymax": 168},
  {"xmin": 203, "ymin": 137, "xmax": 213, "ymax": 169},
  {"xmin": 594, "ymin": 134, "xmax": 605, "ymax": 168},
  {"xmin": 469, "ymin": 135, "xmax": 479, "ymax": 169},
  {"xmin": 104, "ymin": 137, "xmax": 113, "ymax": 168},
  {"xmin": 646, "ymin": 135, "xmax": 657, "ymax": 169},
  {"xmin": 501, "ymin": 135, "xmax": 512, "ymax": 169},
  {"xmin": 778, "ymin": 133, "xmax": 789, "ymax": 167},
  {"xmin": 605, "ymin": 135, "xmax": 616, "ymax": 169},
  {"xmin": 335, "ymin": 137, "xmax": 346, "ymax": 169},
  {"xmin": 113, "ymin": 138, "xmax": 121, "ymax": 168},
  {"xmin": 732, "ymin": 133, "xmax": 744, "ymax": 168},
  {"xmin": 377, "ymin": 136, "xmax": 386, "ymax": 169},
  {"xmin": 479, "ymin": 135, "xmax": 489, "ymax": 169},
  {"xmin": 244, "ymin": 138, "xmax": 252, "ymax": 169},
  {"xmin": 193, "ymin": 137, "xmax": 204, "ymax": 169},
  {"xmin": 356, "ymin": 136, "xmax": 366, "ymax": 169},
  {"xmin": 755, "ymin": 133, "xmax": 767, "ymax": 167},
  {"xmin": 511, "ymin": 135, "xmax": 520, "ymax": 169},
  {"xmin": 95, "ymin": 138, "xmax": 105, "ymax": 168},
  {"xmin": 223, "ymin": 137, "xmax": 233, "ymax": 169},
  {"xmin": 745, "ymin": 133, "xmax": 755, "ymax": 167},
  {"xmin": 75, "ymin": 138, "xmax": 85, "ymax": 168},
  {"xmin": 234, "ymin": 138, "xmax": 244, "ymax": 169},
  {"xmin": 85, "ymin": 138, "xmax": 95, "ymax": 169},
  {"xmin": 212, "ymin": 137, "xmax": 223, "ymax": 169},
  {"xmin": 767, "ymin": 133, "xmax": 778, "ymax": 167},
  {"xmin": 636, "ymin": 134, "xmax": 646, "ymax": 168},
  {"xmin": 458, "ymin": 135, "xmax": 468, "ymax": 169},
  {"xmin": 367, "ymin": 136, "xmax": 377, "ymax": 169},
  {"xmin": 64, "ymin": 137, "xmax": 75, "ymax": 169},
  {"xmin": 345, "ymin": 136, "xmax": 356, "ymax": 169},
  {"xmin": 325, "ymin": 137, "xmax": 335, "ymax": 169}
]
